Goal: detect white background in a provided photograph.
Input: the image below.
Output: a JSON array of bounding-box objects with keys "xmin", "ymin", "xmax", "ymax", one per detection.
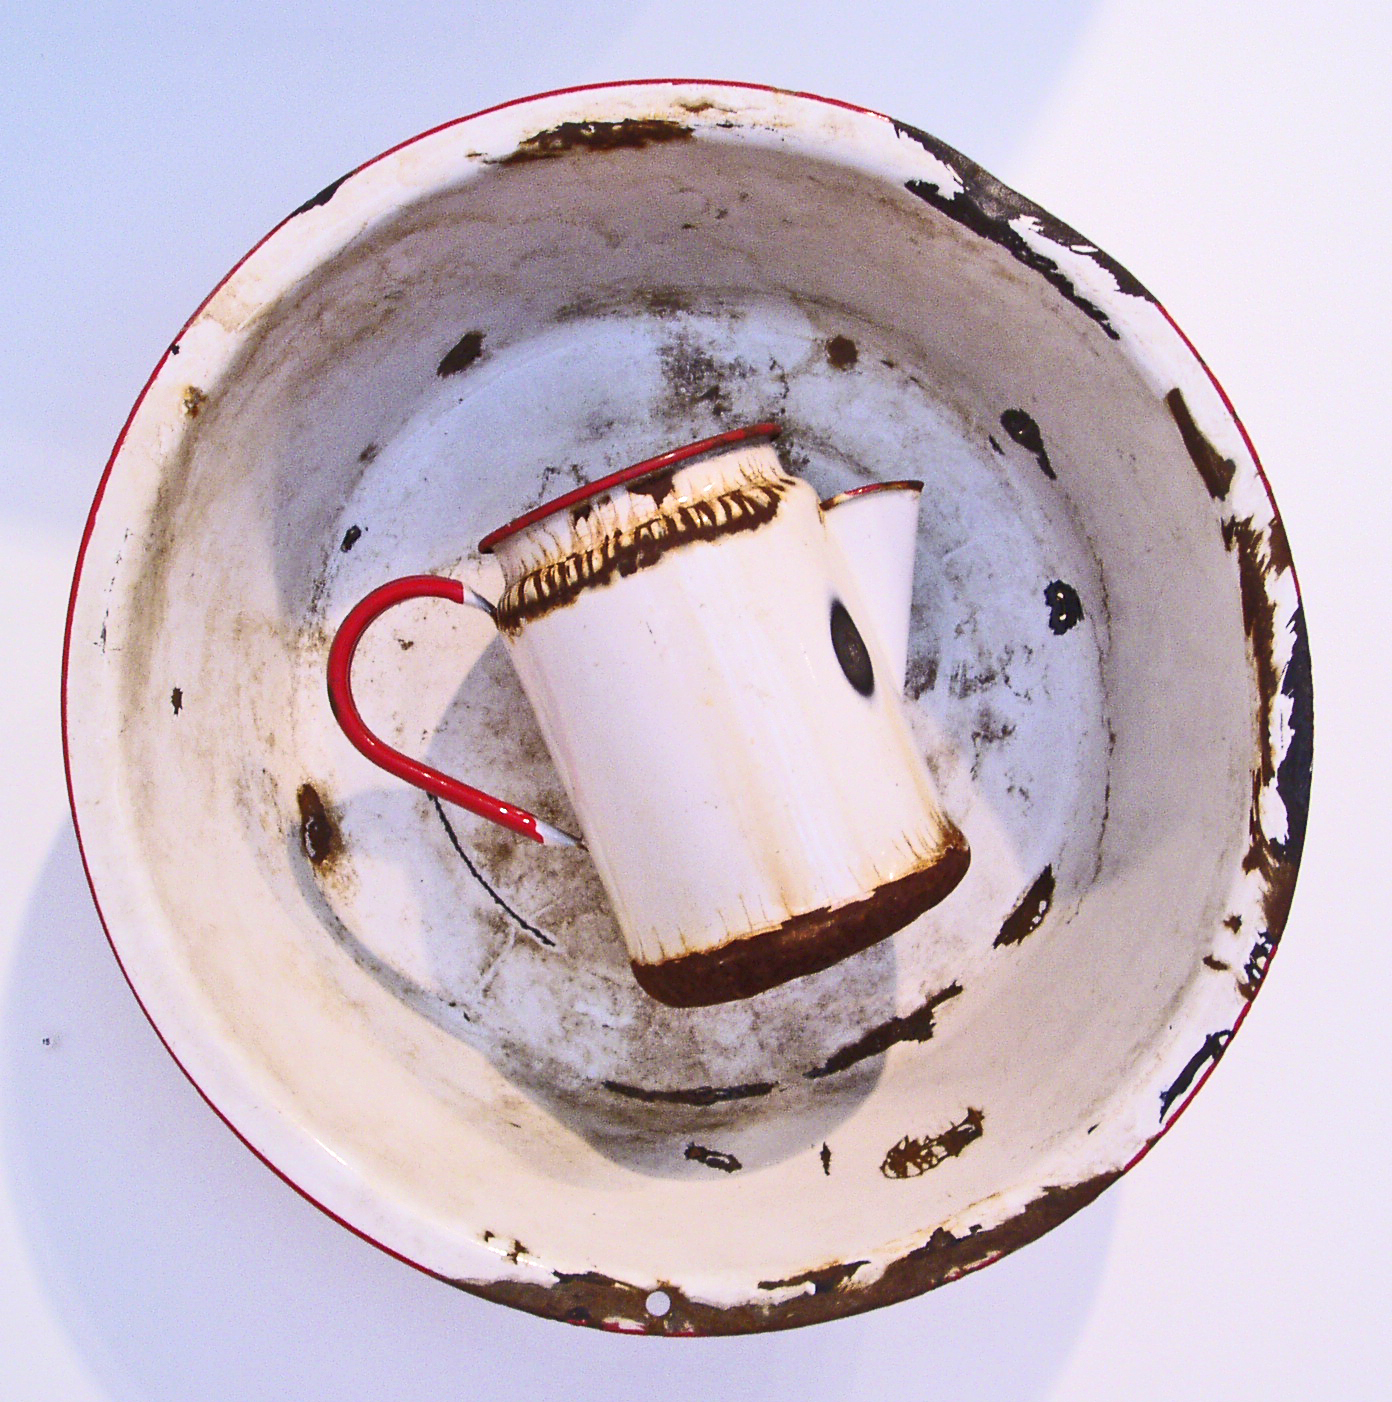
[{"xmin": 1, "ymin": 2, "xmax": 1386, "ymax": 1397}]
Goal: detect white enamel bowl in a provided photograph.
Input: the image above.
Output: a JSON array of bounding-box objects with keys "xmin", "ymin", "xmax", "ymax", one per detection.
[{"xmin": 63, "ymin": 81, "xmax": 1311, "ymax": 1333}]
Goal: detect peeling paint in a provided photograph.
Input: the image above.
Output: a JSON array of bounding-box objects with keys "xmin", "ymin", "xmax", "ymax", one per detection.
[
  {"xmin": 1159, "ymin": 1030, "xmax": 1231, "ymax": 1119},
  {"xmin": 999, "ymin": 409, "xmax": 1054, "ymax": 479},
  {"xmin": 602, "ymin": 1080, "xmax": 775, "ymax": 1106},
  {"xmin": 501, "ymin": 118, "xmax": 693, "ymax": 165},
  {"xmin": 1044, "ymin": 580, "xmax": 1084, "ymax": 635},
  {"xmin": 684, "ymin": 1143, "xmax": 742, "ymax": 1173},
  {"xmin": 1166, "ymin": 388, "xmax": 1235, "ymax": 500},
  {"xmin": 995, "ymin": 867, "xmax": 1054, "ymax": 947},
  {"xmin": 438, "ymin": 330, "xmax": 486, "ymax": 377},
  {"xmin": 882, "ymin": 1108, "xmax": 984, "ymax": 1178},
  {"xmin": 805, "ymin": 983, "xmax": 962, "ymax": 1079}
]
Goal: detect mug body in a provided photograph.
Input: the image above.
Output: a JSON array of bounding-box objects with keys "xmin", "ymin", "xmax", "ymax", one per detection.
[{"xmin": 487, "ymin": 436, "xmax": 967, "ymax": 1004}]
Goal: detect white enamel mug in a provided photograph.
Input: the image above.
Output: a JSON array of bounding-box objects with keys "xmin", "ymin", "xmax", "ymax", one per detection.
[{"xmin": 328, "ymin": 424, "xmax": 968, "ymax": 1005}]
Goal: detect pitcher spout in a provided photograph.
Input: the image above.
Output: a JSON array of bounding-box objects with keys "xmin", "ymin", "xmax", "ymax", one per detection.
[{"xmin": 820, "ymin": 481, "xmax": 924, "ymax": 688}]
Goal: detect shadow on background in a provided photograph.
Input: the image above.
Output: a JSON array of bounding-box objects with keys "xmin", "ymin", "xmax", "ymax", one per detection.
[{"xmin": 3, "ymin": 825, "xmax": 1118, "ymax": 1402}]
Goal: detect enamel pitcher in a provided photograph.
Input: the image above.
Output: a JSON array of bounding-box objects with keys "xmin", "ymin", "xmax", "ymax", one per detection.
[{"xmin": 327, "ymin": 424, "xmax": 968, "ymax": 1006}]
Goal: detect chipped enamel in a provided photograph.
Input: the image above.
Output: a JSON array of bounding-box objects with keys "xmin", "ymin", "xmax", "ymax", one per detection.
[{"xmin": 64, "ymin": 81, "xmax": 1310, "ymax": 1333}]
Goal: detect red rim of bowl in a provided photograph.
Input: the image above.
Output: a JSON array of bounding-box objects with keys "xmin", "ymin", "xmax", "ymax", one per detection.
[
  {"xmin": 477, "ymin": 422, "xmax": 782, "ymax": 552},
  {"xmin": 820, "ymin": 479, "xmax": 925, "ymax": 510}
]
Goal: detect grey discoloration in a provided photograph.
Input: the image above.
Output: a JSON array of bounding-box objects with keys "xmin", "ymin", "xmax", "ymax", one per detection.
[
  {"xmin": 882, "ymin": 1108, "xmax": 984, "ymax": 1178},
  {"xmin": 806, "ymin": 983, "xmax": 963, "ymax": 1079},
  {"xmin": 684, "ymin": 1143, "xmax": 742, "ymax": 1173},
  {"xmin": 438, "ymin": 330, "xmax": 486, "ymax": 377},
  {"xmin": 995, "ymin": 866, "xmax": 1054, "ymax": 947}
]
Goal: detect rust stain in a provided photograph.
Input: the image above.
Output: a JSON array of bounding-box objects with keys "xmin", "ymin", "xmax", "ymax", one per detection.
[
  {"xmin": 297, "ymin": 782, "xmax": 341, "ymax": 867},
  {"xmin": 181, "ymin": 386, "xmax": 208, "ymax": 418},
  {"xmin": 882, "ymin": 1108, "xmax": 984, "ymax": 1179},
  {"xmin": 805, "ymin": 981, "xmax": 963, "ymax": 1079},
  {"xmin": 758, "ymin": 1260, "xmax": 867, "ymax": 1294},
  {"xmin": 637, "ymin": 845, "xmax": 969, "ymax": 1009},
  {"xmin": 826, "ymin": 335, "xmax": 858, "ymax": 370},
  {"xmin": 437, "ymin": 329, "xmax": 486, "ymax": 377},
  {"xmin": 496, "ymin": 476, "xmax": 792, "ymax": 635},
  {"xmin": 1166, "ymin": 388, "xmax": 1235, "ymax": 500},
  {"xmin": 456, "ymin": 1169, "xmax": 1120, "ymax": 1334},
  {"xmin": 1203, "ymin": 955, "xmax": 1230, "ymax": 971},
  {"xmin": 685, "ymin": 1143, "xmax": 742, "ymax": 1173},
  {"xmin": 501, "ymin": 118, "xmax": 694, "ymax": 164},
  {"xmin": 602, "ymin": 1080, "xmax": 775, "ymax": 1106},
  {"xmin": 995, "ymin": 866, "xmax": 1054, "ymax": 947}
]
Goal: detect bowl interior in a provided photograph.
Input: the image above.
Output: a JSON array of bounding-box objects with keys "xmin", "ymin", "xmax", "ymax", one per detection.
[{"xmin": 65, "ymin": 86, "xmax": 1306, "ymax": 1331}]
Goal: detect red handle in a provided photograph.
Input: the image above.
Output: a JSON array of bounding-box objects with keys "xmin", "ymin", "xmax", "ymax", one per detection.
[{"xmin": 326, "ymin": 575, "xmax": 580, "ymax": 846}]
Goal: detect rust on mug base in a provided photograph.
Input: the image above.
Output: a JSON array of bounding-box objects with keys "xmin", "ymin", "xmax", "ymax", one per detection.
[{"xmin": 632, "ymin": 831, "xmax": 972, "ymax": 1007}]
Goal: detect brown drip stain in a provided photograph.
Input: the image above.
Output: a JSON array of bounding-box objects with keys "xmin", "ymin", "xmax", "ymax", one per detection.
[
  {"xmin": 995, "ymin": 866, "xmax": 1054, "ymax": 947},
  {"xmin": 1166, "ymin": 388, "xmax": 1235, "ymax": 500},
  {"xmin": 496, "ymin": 478, "xmax": 792, "ymax": 635},
  {"xmin": 1203, "ymin": 955, "xmax": 1230, "ymax": 971},
  {"xmin": 297, "ymin": 783, "xmax": 341, "ymax": 867},
  {"xmin": 635, "ymin": 839, "xmax": 970, "ymax": 1010},
  {"xmin": 501, "ymin": 118, "xmax": 693, "ymax": 164},
  {"xmin": 806, "ymin": 980, "xmax": 964, "ymax": 1079},
  {"xmin": 882, "ymin": 1108, "xmax": 984, "ymax": 1179},
  {"xmin": 181, "ymin": 386, "xmax": 208, "ymax": 418}
]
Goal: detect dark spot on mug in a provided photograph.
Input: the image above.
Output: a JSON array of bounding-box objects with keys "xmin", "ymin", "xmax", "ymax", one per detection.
[
  {"xmin": 820, "ymin": 1142, "xmax": 832, "ymax": 1175},
  {"xmin": 1159, "ymin": 1029, "xmax": 1232, "ymax": 1120},
  {"xmin": 1203, "ymin": 955, "xmax": 1230, "ymax": 971},
  {"xmin": 627, "ymin": 466, "xmax": 679, "ymax": 506},
  {"xmin": 988, "ymin": 434, "xmax": 1003, "ymax": 454},
  {"xmin": 826, "ymin": 335, "xmax": 859, "ymax": 370},
  {"xmin": 806, "ymin": 983, "xmax": 963, "ymax": 1079},
  {"xmin": 1166, "ymin": 387, "xmax": 1235, "ymax": 500},
  {"xmin": 1000, "ymin": 409, "xmax": 1055, "ymax": 479},
  {"xmin": 340, "ymin": 525, "xmax": 362, "ymax": 553},
  {"xmin": 437, "ymin": 330, "xmax": 485, "ymax": 377},
  {"xmin": 170, "ymin": 687, "xmax": 183, "ymax": 715},
  {"xmin": 359, "ymin": 443, "xmax": 379, "ymax": 464},
  {"xmin": 830, "ymin": 600, "xmax": 874, "ymax": 697},
  {"xmin": 685, "ymin": 1143, "xmax": 742, "ymax": 1173},
  {"xmin": 1044, "ymin": 580, "xmax": 1084, "ymax": 634},
  {"xmin": 168, "ymin": 342, "xmax": 181, "ymax": 356}
]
